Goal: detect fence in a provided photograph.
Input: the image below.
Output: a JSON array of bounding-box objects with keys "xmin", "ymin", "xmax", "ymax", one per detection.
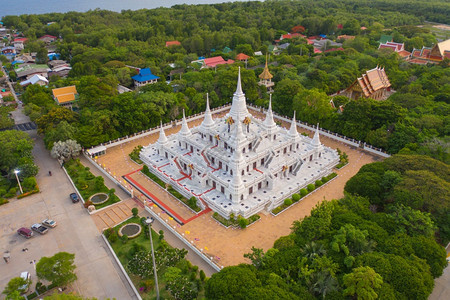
[{"xmin": 246, "ymin": 103, "xmax": 391, "ymax": 158}]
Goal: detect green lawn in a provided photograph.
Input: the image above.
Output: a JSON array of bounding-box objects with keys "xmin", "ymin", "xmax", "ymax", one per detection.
[{"xmin": 65, "ymin": 159, "xmax": 120, "ymax": 209}]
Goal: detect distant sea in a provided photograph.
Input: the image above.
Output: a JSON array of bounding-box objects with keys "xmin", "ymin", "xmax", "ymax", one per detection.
[{"xmin": 1, "ymin": 0, "xmax": 251, "ymax": 17}]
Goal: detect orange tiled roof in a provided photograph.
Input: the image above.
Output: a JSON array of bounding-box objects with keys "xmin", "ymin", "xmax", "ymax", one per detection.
[
  {"xmin": 52, "ymin": 85, "xmax": 78, "ymax": 104},
  {"xmin": 165, "ymin": 41, "xmax": 181, "ymax": 47},
  {"xmin": 236, "ymin": 53, "xmax": 250, "ymax": 60},
  {"xmin": 397, "ymin": 50, "xmax": 411, "ymax": 57}
]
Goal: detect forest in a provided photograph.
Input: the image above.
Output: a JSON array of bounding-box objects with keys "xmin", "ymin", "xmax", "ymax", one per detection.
[{"xmin": 0, "ymin": 0, "xmax": 449, "ymax": 298}]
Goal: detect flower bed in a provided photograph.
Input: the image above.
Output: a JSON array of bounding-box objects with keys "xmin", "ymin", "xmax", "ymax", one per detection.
[
  {"xmin": 141, "ymin": 165, "xmax": 165, "ymax": 188},
  {"xmin": 118, "ymin": 223, "xmax": 142, "ymax": 238},
  {"xmin": 129, "ymin": 145, "xmax": 143, "ymax": 164},
  {"xmin": 212, "ymin": 212, "xmax": 260, "ymax": 228}
]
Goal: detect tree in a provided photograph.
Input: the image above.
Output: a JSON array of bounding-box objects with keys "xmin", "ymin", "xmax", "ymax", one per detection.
[
  {"xmin": 386, "ymin": 205, "xmax": 436, "ymax": 237},
  {"xmin": 205, "ymin": 264, "xmax": 261, "ymax": 300},
  {"xmin": 307, "ymin": 271, "xmax": 338, "ymax": 299},
  {"xmin": 36, "ymin": 252, "xmax": 77, "ymax": 287},
  {"xmin": 131, "ymin": 207, "xmax": 138, "ymax": 217},
  {"xmin": 51, "ymin": 140, "xmax": 82, "ymax": 162},
  {"xmin": 244, "ymin": 247, "xmax": 265, "ymax": 268},
  {"xmin": 343, "ymin": 266, "xmax": 383, "ymax": 300},
  {"xmin": 2, "ymin": 277, "xmax": 28, "ymax": 298}
]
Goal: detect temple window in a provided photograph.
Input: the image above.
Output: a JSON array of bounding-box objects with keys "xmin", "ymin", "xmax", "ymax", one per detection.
[
  {"xmin": 242, "ymin": 170, "xmax": 244, "ymax": 175},
  {"xmin": 261, "ymin": 158, "xmax": 264, "ymax": 165},
  {"xmin": 243, "ymin": 147, "xmax": 245, "ymax": 153}
]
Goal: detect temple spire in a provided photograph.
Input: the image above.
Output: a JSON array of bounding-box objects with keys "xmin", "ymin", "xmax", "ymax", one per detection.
[
  {"xmin": 312, "ymin": 123, "xmax": 321, "ymax": 147},
  {"xmin": 201, "ymin": 93, "xmax": 215, "ymax": 128},
  {"xmin": 179, "ymin": 109, "xmax": 192, "ymax": 137},
  {"xmin": 158, "ymin": 120, "xmax": 168, "ymax": 144},
  {"xmin": 235, "ymin": 66, "xmax": 244, "ymax": 96},
  {"xmin": 227, "ymin": 67, "xmax": 249, "ymax": 121},
  {"xmin": 263, "ymin": 94, "xmax": 276, "ymax": 129},
  {"xmin": 288, "ymin": 111, "xmax": 299, "ymax": 138}
]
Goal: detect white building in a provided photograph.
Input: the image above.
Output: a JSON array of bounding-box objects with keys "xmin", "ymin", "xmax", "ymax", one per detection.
[{"xmin": 140, "ymin": 68, "xmax": 339, "ymax": 219}]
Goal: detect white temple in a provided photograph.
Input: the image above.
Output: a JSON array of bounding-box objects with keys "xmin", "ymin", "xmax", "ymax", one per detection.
[{"xmin": 140, "ymin": 68, "xmax": 339, "ymax": 219}]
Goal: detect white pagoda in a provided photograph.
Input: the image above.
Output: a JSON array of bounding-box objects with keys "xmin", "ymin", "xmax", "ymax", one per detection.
[{"xmin": 140, "ymin": 68, "xmax": 339, "ymax": 219}]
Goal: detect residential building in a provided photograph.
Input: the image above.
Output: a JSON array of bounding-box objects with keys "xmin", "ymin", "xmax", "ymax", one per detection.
[
  {"xmin": 13, "ymin": 38, "xmax": 28, "ymax": 50},
  {"xmin": 166, "ymin": 40, "xmax": 181, "ymax": 47},
  {"xmin": 132, "ymin": 68, "xmax": 159, "ymax": 87},
  {"xmin": 15, "ymin": 64, "xmax": 50, "ymax": 79},
  {"xmin": 20, "ymin": 74, "xmax": 48, "ymax": 87},
  {"xmin": 39, "ymin": 35, "xmax": 57, "ymax": 44}
]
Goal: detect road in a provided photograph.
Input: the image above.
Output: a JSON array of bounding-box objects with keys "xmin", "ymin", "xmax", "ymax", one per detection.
[{"xmin": 0, "ymin": 109, "xmax": 137, "ymax": 300}]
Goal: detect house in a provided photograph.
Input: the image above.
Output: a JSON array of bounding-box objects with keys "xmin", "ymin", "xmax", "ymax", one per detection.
[
  {"xmin": 13, "ymin": 38, "xmax": 28, "ymax": 50},
  {"xmin": 203, "ymin": 56, "xmax": 234, "ymax": 68},
  {"xmin": 49, "ymin": 64, "xmax": 72, "ymax": 78},
  {"xmin": 1, "ymin": 46, "xmax": 16, "ymax": 60},
  {"xmin": 338, "ymin": 66, "xmax": 392, "ymax": 101},
  {"xmin": 39, "ymin": 35, "xmax": 57, "ymax": 44},
  {"xmin": 165, "ymin": 40, "xmax": 181, "ymax": 47},
  {"xmin": 379, "ymin": 35, "xmax": 393, "ymax": 44},
  {"xmin": 280, "ymin": 33, "xmax": 305, "ymax": 40},
  {"xmin": 15, "ymin": 64, "xmax": 50, "ymax": 80},
  {"xmin": 132, "ymin": 68, "xmax": 159, "ymax": 87},
  {"xmin": 337, "ymin": 35, "xmax": 355, "ymax": 41},
  {"xmin": 235, "ymin": 53, "xmax": 250, "ymax": 61},
  {"xmin": 20, "ymin": 74, "xmax": 49, "ymax": 87},
  {"xmin": 278, "ymin": 43, "xmax": 290, "ymax": 50},
  {"xmin": 52, "ymin": 85, "xmax": 78, "ymax": 109},
  {"xmin": 311, "ymin": 39, "xmax": 342, "ymax": 51},
  {"xmin": 254, "ymin": 51, "xmax": 263, "ymax": 56},
  {"xmin": 324, "ymin": 47, "xmax": 344, "ymax": 53}
]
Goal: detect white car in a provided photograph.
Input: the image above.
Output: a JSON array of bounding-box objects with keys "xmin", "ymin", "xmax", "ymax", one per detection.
[
  {"xmin": 31, "ymin": 223, "xmax": 48, "ymax": 235},
  {"xmin": 19, "ymin": 271, "xmax": 31, "ymax": 293},
  {"xmin": 42, "ymin": 219, "xmax": 57, "ymax": 228}
]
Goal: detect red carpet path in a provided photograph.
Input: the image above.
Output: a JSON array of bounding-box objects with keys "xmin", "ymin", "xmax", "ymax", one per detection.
[{"xmin": 123, "ymin": 168, "xmax": 211, "ymax": 225}]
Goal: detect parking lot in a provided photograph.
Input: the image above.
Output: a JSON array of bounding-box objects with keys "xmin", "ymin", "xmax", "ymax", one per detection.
[{"xmin": 0, "ymin": 129, "xmax": 136, "ymax": 300}]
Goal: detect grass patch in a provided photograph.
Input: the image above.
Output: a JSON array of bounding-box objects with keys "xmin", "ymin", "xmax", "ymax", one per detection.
[
  {"xmin": 141, "ymin": 165, "xmax": 165, "ymax": 188},
  {"xmin": 167, "ymin": 186, "xmax": 201, "ymax": 212},
  {"xmin": 106, "ymin": 216, "xmax": 206, "ymax": 299},
  {"xmin": 129, "ymin": 145, "xmax": 143, "ymax": 164},
  {"xmin": 65, "ymin": 159, "xmax": 120, "ymax": 208}
]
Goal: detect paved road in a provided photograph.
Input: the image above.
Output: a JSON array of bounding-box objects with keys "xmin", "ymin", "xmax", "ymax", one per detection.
[{"xmin": 0, "ymin": 111, "xmax": 137, "ymax": 299}]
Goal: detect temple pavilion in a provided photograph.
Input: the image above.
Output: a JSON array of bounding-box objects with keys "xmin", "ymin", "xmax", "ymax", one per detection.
[
  {"xmin": 140, "ymin": 68, "xmax": 339, "ymax": 219},
  {"xmin": 258, "ymin": 56, "xmax": 274, "ymax": 92}
]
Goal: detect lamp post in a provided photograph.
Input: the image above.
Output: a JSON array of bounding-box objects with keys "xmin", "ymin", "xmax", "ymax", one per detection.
[
  {"xmin": 145, "ymin": 217, "xmax": 159, "ymax": 300},
  {"xmin": 14, "ymin": 170, "xmax": 23, "ymax": 194}
]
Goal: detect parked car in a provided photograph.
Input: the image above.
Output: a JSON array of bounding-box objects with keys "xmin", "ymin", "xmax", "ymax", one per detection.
[
  {"xmin": 17, "ymin": 227, "xmax": 33, "ymax": 239},
  {"xmin": 19, "ymin": 271, "xmax": 31, "ymax": 293},
  {"xmin": 70, "ymin": 192, "xmax": 79, "ymax": 203},
  {"xmin": 31, "ymin": 223, "xmax": 48, "ymax": 235},
  {"xmin": 42, "ymin": 219, "xmax": 57, "ymax": 228}
]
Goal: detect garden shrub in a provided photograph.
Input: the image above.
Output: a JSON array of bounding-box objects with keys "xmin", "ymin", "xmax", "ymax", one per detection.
[
  {"xmin": 132, "ymin": 207, "xmax": 138, "ymax": 217},
  {"xmin": 292, "ymin": 193, "xmax": 301, "ymax": 202},
  {"xmin": 321, "ymin": 176, "xmax": 329, "ymax": 183},
  {"xmin": 300, "ymin": 188, "xmax": 308, "ymax": 197},
  {"xmin": 307, "ymin": 184, "xmax": 315, "ymax": 192},
  {"xmin": 315, "ymin": 180, "xmax": 323, "ymax": 187},
  {"xmin": 190, "ymin": 272, "xmax": 197, "ymax": 281},
  {"xmin": 159, "ymin": 229, "xmax": 164, "ymax": 240},
  {"xmin": 284, "ymin": 198, "xmax": 293, "ymax": 206},
  {"xmin": 95, "ymin": 176, "xmax": 105, "ymax": 189},
  {"xmin": 108, "ymin": 230, "xmax": 118, "ymax": 243},
  {"xmin": 239, "ymin": 217, "xmax": 249, "ymax": 229},
  {"xmin": 121, "ymin": 234, "xmax": 129, "ymax": 244},
  {"xmin": 200, "ymin": 270, "xmax": 206, "ymax": 281},
  {"xmin": 22, "ymin": 177, "xmax": 37, "ymax": 191},
  {"xmin": 192, "ymin": 265, "xmax": 199, "ymax": 272}
]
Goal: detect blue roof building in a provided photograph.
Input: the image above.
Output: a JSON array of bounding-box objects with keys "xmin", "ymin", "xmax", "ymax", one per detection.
[{"xmin": 132, "ymin": 68, "xmax": 160, "ymax": 87}]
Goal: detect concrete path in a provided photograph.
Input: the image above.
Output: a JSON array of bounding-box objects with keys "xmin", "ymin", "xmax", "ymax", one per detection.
[
  {"xmin": 429, "ymin": 244, "xmax": 450, "ymax": 300},
  {"xmin": 91, "ymin": 199, "xmax": 139, "ymax": 232}
]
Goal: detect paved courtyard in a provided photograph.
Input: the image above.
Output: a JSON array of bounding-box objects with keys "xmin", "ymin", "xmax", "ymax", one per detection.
[
  {"xmin": 0, "ymin": 128, "xmax": 136, "ymax": 299},
  {"xmin": 93, "ymin": 108, "xmax": 380, "ymax": 267}
]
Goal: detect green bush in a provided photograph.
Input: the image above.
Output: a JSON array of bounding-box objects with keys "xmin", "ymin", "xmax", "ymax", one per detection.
[
  {"xmin": 141, "ymin": 165, "xmax": 166, "ymax": 188},
  {"xmin": 131, "ymin": 207, "xmax": 138, "ymax": 217},
  {"xmin": 108, "ymin": 230, "xmax": 118, "ymax": 243},
  {"xmin": 239, "ymin": 217, "xmax": 249, "ymax": 229},
  {"xmin": 327, "ymin": 172, "xmax": 337, "ymax": 180},
  {"xmin": 22, "ymin": 177, "xmax": 37, "ymax": 191},
  {"xmin": 95, "ymin": 176, "xmax": 105, "ymax": 189},
  {"xmin": 190, "ymin": 272, "xmax": 197, "ymax": 281},
  {"xmin": 307, "ymin": 184, "xmax": 315, "ymax": 192},
  {"xmin": 321, "ymin": 176, "xmax": 329, "ymax": 183},
  {"xmin": 284, "ymin": 198, "xmax": 293, "ymax": 206},
  {"xmin": 159, "ymin": 229, "xmax": 164, "ymax": 240},
  {"xmin": 315, "ymin": 180, "xmax": 323, "ymax": 187},
  {"xmin": 200, "ymin": 270, "xmax": 206, "ymax": 281},
  {"xmin": 121, "ymin": 234, "xmax": 129, "ymax": 244},
  {"xmin": 300, "ymin": 189, "xmax": 308, "ymax": 197},
  {"xmin": 292, "ymin": 193, "xmax": 301, "ymax": 202}
]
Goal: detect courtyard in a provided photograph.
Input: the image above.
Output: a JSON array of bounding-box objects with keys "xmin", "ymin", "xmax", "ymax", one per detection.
[{"xmin": 93, "ymin": 107, "xmax": 380, "ymax": 267}]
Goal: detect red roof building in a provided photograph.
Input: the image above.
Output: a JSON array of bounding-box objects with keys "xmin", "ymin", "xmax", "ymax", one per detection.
[
  {"xmin": 236, "ymin": 53, "xmax": 250, "ymax": 61},
  {"xmin": 204, "ymin": 56, "xmax": 234, "ymax": 68},
  {"xmin": 324, "ymin": 47, "xmax": 344, "ymax": 53},
  {"xmin": 165, "ymin": 40, "xmax": 181, "ymax": 47},
  {"xmin": 13, "ymin": 38, "xmax": 28, "ymax": 42},
  {"xmin": 281, "ymin": 33, "xmax": 305, "ymax": 40}
]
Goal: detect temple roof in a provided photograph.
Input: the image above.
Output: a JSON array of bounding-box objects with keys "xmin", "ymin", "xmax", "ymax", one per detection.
[
  {"xmin": 259, "ymin": 56, "xmax": 273, "ymax": 80},
  {"xmin": 349, "ymin": 66, "xmax": 391, "ymax": 98},
  {"xmin": 227, "ymin": 67, "xmax": 250, "ymax": 121}
]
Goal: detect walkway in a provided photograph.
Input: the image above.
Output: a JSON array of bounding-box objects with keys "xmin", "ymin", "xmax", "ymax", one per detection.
[{"xmin": 91, "ymin": 199, "xmax": 139, "ymax": 232}]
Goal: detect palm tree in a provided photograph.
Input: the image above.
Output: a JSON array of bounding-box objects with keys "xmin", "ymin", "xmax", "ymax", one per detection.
[
  {"xmin": 308, "ymin": 271, "xmax": 339, "ymax": 300},
  {"xmin": 302, "ymin": 241, "xmax": 326, "ymax": 261}
]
